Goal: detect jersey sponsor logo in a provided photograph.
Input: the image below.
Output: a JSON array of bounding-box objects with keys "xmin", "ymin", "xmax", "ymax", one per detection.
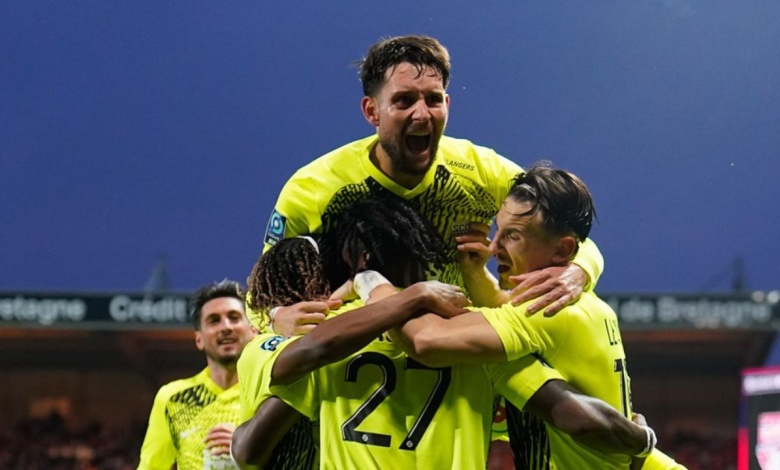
[
  {"xmin": 180, "ymin": 426, "xmax": 200, "ymax": 439},
  {"xmin": 260, "ymin": 335, "xmax": 286, "ymax": 351},
  {"xmin": 264, "ymin": 210, "xmax": 287, "ymax": 246},
  {"xmin": 444, "ymin": 159, "xmax": 476, "ymax": 172}
]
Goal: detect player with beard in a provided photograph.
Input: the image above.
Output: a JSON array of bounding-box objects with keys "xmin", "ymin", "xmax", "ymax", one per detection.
[
  {"xmin": 138, "ymin": 280, "xmax": 256, "ymax": 470},
  {"xmin": 259, "ymin": 35, "xmax": 605, "ymax": 343}
]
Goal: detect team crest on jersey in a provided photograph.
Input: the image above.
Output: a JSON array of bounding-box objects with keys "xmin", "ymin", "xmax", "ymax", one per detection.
[
  {"xmin": 260, "ymin": 335, "xmax": 286, "ymax": 351},
  {"xmin": 264, "ymin": 209, "xmax": 287, "ymax": 246}
]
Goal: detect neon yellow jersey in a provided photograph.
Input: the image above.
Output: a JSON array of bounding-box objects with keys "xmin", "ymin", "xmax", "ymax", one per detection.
[
  {"xmin": 262, "ymin": 135, "xmax": 603, "ymax": 288},
  {"xmin": 138, "ymin": 368, "xmax": 240, "ymax": 470},
  {"xmin": 269, "ymin": 332, "xmax": 562, "ymax": 470},
  {"xmin": 480, "ymin": 291, "xmax": 633, "ymax": 469},
  {"xmin": 237, "ymin": 333, "xmax": 318, "ymax": 470},
  {"xmin": 643, "ymin": 449, "xmax": 689, "ymax": 470}
]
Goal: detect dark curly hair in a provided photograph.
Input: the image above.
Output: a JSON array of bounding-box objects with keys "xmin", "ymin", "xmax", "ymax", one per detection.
[
  {"xmin": 246, "ymin": 237, "xmax": 331, "ymax": 329},
  {"xmin": 320, "ymin": 196, "xmax": 449, "ymax": 288}
]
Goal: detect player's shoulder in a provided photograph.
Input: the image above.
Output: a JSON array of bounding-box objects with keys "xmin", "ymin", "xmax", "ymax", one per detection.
[
  {"xmin": 155, "ymin": 370, "xmax": 206, "ymax": 402},
  {"xmin": 565, "ymin": 291, "xmax": 618, "ymax": 322},
  {"xmin": 241, "ymin": 333, "xmax": 292, "ymax": 360},
  {"xmin": 285, "ymin": 135, "xmax": 376, "ymax": 186},
  {"xmin": 438, "ymin": 136, "xmax": 521, "ymax": 178}
]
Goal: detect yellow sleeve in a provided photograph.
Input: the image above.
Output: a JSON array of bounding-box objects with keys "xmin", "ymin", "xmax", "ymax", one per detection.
[
  {"xmin": 488, "ymin": 354, "xmax": 565, "ymax": 410},
  {"xmin": 237, "ymin": 334, "xmax": 300, "ymax": 422},
  {"xmin": 269, "ymin": 371, "xmax": 320, "ymax": 420},
  {"xmin": 479, "ymin": 149, "xmax": 523, "ymax": 210},
  {"xmin": 262, "ymin": 171, "xmax": 323, "ymax": 252},
  {"xmin": 572, "ymin": 237, "xmax": 604, "ymax": 290},
  {"xmin": 137, "ymin": 387, "xmax": 177, "ymax": 470},
  {"xmin": 478, "ymin": 303, "xmax": 567, "ymax": 362},
  {"xmin": 641, "ymin": 448, "xmax": 688, "ymax": 470}
]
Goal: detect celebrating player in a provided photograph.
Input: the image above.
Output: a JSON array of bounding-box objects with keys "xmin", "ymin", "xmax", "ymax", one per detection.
[
  {"xmin": 236, "ymin": 197, "xmax": 653, "ymax": 469},
  {"xmin": 138, "ymin": 280, "xmax": 255, "ymax": 470},
  {"xmin": 259, "ymin": 34, "xmax": 604, "ymax": 337},
  {"xmin": 387, "ymin": 164, "xmax": 684, "ymax": 469}
]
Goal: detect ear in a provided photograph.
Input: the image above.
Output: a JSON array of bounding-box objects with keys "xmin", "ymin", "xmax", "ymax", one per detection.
[
  {"xmin": 194, "ymin": 331, "xmax": 204, "ymax": 351},
  {"xmin": 551, "ymin": 236, "xmax": 578, "ymax": 265},
  {"xmin": 361, "ymin": 96, "xmax": 380, "ymax": 127},
  {"xmin": 445, "ymin": 93, "xmax": 451, "ymax": 109}
]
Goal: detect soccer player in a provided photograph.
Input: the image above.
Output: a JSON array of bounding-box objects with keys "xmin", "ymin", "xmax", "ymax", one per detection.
[
  {"xmin": 260, "ymin": 34, "xmax": 604, "ymax": 337},
  {"xmin": 389, "ymin": 164, "xmax": 683, "ymax": 469},
  {"xmin": 138, "ymin": 280, "xmax": 255, "ymax": 470},
  {"xmin": 237, "ymin": 198, "xmax": 653, "ymax": 470}
]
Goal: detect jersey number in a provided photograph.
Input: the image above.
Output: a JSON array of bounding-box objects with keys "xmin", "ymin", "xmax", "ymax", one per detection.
[
  {"xmin": 341, "ymin": 352, "xmax": 452, "ymax": 450},
  {"xmin": 614, "ymin": 358, "xmax": 631, "ymax": 418}
]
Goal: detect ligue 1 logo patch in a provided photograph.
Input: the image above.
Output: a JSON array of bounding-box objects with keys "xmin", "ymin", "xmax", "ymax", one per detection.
[
  {"xmin": 264, "ymin": 210, "xmax": 287, "ymax": 246},
  {"xmin": 260, "ymin": 336, "xmax": 285, "ymax": 352}
]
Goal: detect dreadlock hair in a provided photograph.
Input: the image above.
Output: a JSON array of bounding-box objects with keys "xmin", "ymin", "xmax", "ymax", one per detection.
[
  {"xmin": 246, "ymin": 237, "xmax": 331, "ymax": 329},
  {"xmin": 507, "ymin": 162, "xmax": 596, "ymax": 257},
  {"xmin": 320, "ymin": 196, "xmax": 449, "ymax": 288},
  {"xmin": 190, "ymin": 279, "xmax": 244, "ymax": 331}
]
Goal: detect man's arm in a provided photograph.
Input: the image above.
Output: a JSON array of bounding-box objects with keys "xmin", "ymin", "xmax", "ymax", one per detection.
[
  {"xmin": 525, "ymin": 380, "xmax": 650, "ymax": 456},
  {"xmin": 271, "ymin": 281, "xmax": 468, "ymax": 385},
  {"xmin": 137, "ymin": 388, "xmax": 177, "ymax": 470},
  {"xmin": 389, "ymin": 311, "xmax": 508, "ymax": 368},
  {"xmin": 231, "ymin": 397, "xmax": 304, "ymax": 469}
]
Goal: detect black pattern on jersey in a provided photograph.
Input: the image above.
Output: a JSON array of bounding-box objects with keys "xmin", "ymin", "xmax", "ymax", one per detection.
[
  {"xmin": 319, "ymin": 165, "xmax": 499, "ymax": 287},
  {"xmin": 166, "ymin": 384, "xmax": 217, "ymax": 449},
  {"xmin": 264, "ymin": 417, "xmax": 317, "ymax": 470},
  {"xmin": 506, "ymin": 400, "xmax": 551, "ymax": 470}
]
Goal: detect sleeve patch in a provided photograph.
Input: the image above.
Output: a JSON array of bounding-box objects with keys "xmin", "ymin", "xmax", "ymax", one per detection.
[
  {"xmin": 260, "ymin": 335, "xmax": 286, "ymax": 351},
  {"xmin": 264, "ymin": 209, "xmax": 287, "ymax": 246}
]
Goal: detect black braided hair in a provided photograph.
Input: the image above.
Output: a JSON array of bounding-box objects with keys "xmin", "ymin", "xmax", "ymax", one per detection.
[
  {"xmin": 320, "ymin": 195, "xmax": 449, "ymax": 288},
  {"xmin": 246, "ymin": 237, "xmax": 330, "ymax": 329}
]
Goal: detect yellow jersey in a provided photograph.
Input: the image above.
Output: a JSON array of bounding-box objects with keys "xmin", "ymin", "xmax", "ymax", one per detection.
[
  {"xmin": 263, "ymin": 134, "xmax": 603, "ymax": 289},
  {"xmin": 237, "ymin": 333, "xmax": 318, "ymax": 470},
  {"xmin": 138, "ymin": 367, "xmax": 241, "ymax": 470},
  {"xmin": 480, "ymin": 291, "xmax": 634, "ymax": 469},
  {"xmin": 269, "ymin": 332, "xmax": 562, "ymax": 470}
]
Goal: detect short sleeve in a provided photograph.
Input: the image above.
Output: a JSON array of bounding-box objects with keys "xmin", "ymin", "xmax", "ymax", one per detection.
[
  {"xmin": 137, "ymin": 387, "xmax": 177, "ymax": 470},
  {"xmin": 487, "ymin": 355, "xmax": 564, "ymax": 410}
]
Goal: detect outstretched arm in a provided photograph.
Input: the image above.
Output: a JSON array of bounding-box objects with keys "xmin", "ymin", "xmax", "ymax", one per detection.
[
  {"xmin": 526, "ymin": 380, "xmax": 654, "ymax": 457},
  {"xmin": 231, "ymin": 397, "xmax": 303, "ymax": 469},
  {"xmin": 271, "ymin": 281, "xmax": 468, "ymax": 385},
  {"xmin": 389, "ymin": 311, "xmax": 506, "ymax": 368}
]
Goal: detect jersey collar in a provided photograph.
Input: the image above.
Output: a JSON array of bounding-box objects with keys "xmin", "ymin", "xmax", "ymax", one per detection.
[{"xmin": 360, "ymin": 134, "xmax": 439, "ymax": 199}]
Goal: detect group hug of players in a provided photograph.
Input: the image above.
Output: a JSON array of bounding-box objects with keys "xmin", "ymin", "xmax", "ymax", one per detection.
[{"xmin": 137, "ymin": 35, "xmax": 688, "ymax": 469}]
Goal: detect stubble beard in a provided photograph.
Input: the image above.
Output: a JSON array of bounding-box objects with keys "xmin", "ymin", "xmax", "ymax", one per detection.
[{"xmin": 379, "ymin": 135, "xmax": 438, "ymax": 178}]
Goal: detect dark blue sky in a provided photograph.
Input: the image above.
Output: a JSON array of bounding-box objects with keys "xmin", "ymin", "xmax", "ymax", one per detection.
[{"xmin": 2, "ymin": 1, "xmax": 778, "ymax": 294}]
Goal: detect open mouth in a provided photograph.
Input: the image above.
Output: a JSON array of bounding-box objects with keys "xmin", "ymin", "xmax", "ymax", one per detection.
[
  {"xmin": 406, "ymin": 132, "xmax": 431, "ymax": 153},
  {"xmin": 218, "ymin": 338, "xmax": 237, "ymax": 345}
]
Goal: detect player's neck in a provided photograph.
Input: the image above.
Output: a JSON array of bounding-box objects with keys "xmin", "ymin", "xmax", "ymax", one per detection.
[
  {"xmin": 370, "ymin": 144, "xmax": 425, "ymax": 190},
  {"xmin": 206, "ymin": 359, "xmax": 239, "ymax": 389}
]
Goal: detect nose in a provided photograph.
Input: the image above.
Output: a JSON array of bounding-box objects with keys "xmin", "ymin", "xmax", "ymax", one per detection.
[
  {"xmin": 411, "ymin": 100, "xmax": 431, "ymax": 121},
  {"xmin": 488, "ymin": 234, "xmax": 500, "ymax": 256}
]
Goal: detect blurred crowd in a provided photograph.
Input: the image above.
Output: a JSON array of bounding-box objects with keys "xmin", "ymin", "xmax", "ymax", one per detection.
[
  {"xmin": 0, "ymin": 412, "xmax": 737, "ymax": 470},
  {"xmin": 0, "ymin": 413, "xmax": 144, "ymax": 470},
  {"xmin": 664, "ymin": 430, "xmax": 737, "ymax": 470}
]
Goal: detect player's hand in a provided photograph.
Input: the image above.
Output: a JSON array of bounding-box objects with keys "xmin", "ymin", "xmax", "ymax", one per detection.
[
  {"xmin": 508, "ymin": 264, "xmax": 586, "ymax": 316},
  {"xmin": 631, "ymin": 412, "xmax": 648, "ymax": 427},
  {"xmin": 455, "ymin": 223, "xmax": 492, "ymax": 274},
  {"xmin": 412, "ymin": 281, "xmax": 471, "ymax": 318},
  {"xmin": 204, "ymin": 423, "xmax": 235, "ymax": 456},
  {"xmin": 329, "ymin": 279, "xmax": 358, "ymax": 302},
  {"xmin": 272, "ymin": 300, "xmax": 343, "ymax": 337}
]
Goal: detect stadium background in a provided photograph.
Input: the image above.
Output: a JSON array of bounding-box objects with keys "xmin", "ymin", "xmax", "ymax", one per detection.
[{"xmin": 2, "ymin": 1, "xmax": 779, "ymax": 469}]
